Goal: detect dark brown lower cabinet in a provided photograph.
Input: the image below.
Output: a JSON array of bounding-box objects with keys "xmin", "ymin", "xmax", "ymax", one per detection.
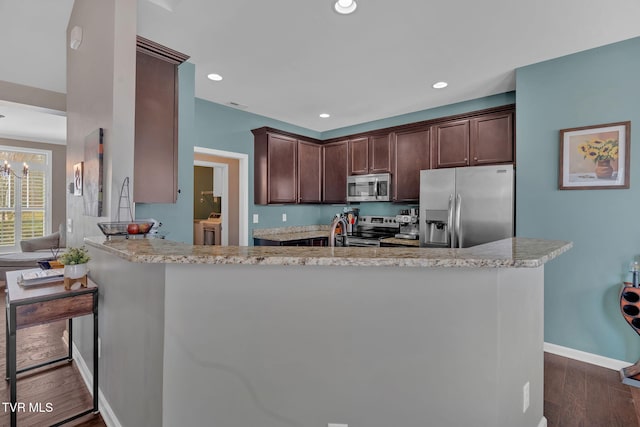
[{"xmin": 254, "ymin": 237, "xmax": 328, "ymax": 246}]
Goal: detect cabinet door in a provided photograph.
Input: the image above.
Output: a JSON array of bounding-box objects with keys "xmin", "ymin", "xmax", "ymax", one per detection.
[
  {"xmin": 349, "ymin": 137, "xmax": 369, "ymax": 175},
  {"xmin": 268, "ymin": 134, "xmax": 297, "ymax": 203},
  {"xmin": 134, "ymin": 50, "xmax": 178, "ymax": 203},
  {"xmin": 323, "ymin": 140, "xmax": 349, "ymax": 203},
  {"xmin": 470, "ymin": 112, "xmax": 513, "ymax": 165},
  {"xmin": 431, "ymin": 120, "xmax": 470, "ymax": 169},
  {"xmin": 369, "ymin": 134, "xmax": 392, "ymax": 173},
  {"xmin": 393, "ymin": 128, "xmax": 430, "ymax": 202},
  {"xmin": 297, "ymin": 141, "xmax": 322, "ymax": 203}
]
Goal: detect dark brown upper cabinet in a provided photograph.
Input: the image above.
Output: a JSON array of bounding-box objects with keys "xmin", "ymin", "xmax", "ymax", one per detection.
[
  {"xmin": 252, "ymin": 105, "xmax": 514, "ymax": 205},
  {"xmin": 469, "ymin": 111, "xmax": 514, "ymax": 165},
  {"xmin": 431, "ymin": 120, "xmax": 470, "ymax": 169},
  {"xmin": 254, "ymin": 130, "xmax": 298, "ymax": 204},
  {"xmin": 134, "ymin": 36, "xmax": 189, "ymax": 203},
  {"xmin": 431, "ymin": 110, "xmax": 514, "ymax": 169},
  {"xmin": 392, "ymin": 128, "xmax": 430, "ymax": 202},
  {"xmin": 348, "ymin": 134, "xmax": 392, "ymax": 175},
  {"xmin": 297, "ymin": 141, "xmax": 322, "ymax": 203},
  {"xmin": 323, "ymin": 140, "xmax": 349, "ymax": 203}
]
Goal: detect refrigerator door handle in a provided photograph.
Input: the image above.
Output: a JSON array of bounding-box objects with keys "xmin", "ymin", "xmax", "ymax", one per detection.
[
  {"xmin": 455, "ymin": 193, "xmax": 463, "ymax": 248},
  {"xmin": 447, "ymin": 194, "xmax": 454, "ymax": 248}
]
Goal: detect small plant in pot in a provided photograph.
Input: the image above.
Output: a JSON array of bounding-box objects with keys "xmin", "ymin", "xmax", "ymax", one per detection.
[{"xmin": 58, "ymin": 246, "xmax": 91, "ymax": 289}]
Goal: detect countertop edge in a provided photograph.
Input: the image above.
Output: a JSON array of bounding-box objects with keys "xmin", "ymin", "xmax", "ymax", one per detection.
[{"xmin": 84, "ymin": 237, "xmax": 573, "ymax": 269}]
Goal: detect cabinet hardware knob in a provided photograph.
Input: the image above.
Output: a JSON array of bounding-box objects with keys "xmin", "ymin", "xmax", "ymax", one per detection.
[{"xmin": 474, "ymin": 157, "xmax": 478, "ymax": 161}]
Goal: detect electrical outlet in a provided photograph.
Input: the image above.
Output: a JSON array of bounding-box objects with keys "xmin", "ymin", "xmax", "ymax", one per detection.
[
  {"xmin": 253, "ymin": 214, "xmax": 259, "ymax": 224},
  {"xmin": 523, "ymin": 381, "xmax": 530, "ymax": 413},
  {"xmin": 282, "ymin": 213, "xmax": 287, "ymax": 222}
]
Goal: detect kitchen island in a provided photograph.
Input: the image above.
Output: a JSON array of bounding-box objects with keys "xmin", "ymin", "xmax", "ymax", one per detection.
[{"xmin": 81, "ymin": 237, "xmax": 570, "ymax": 427}]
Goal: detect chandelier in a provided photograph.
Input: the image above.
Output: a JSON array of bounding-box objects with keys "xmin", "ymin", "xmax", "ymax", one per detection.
[{"xmin": 0, "ymin": 160, "xmax": 28, "ymax": 179}]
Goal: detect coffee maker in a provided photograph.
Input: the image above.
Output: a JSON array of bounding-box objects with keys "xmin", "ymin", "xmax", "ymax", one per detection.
[{"xmin": 395, "ymin": 208, "xmax": 419, "ymax": 239}]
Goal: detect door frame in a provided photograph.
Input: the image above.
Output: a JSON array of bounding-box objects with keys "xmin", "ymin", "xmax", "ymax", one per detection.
[{"xmin": 193, "ymin": 146, "xmax": 249, "ymax": 246}]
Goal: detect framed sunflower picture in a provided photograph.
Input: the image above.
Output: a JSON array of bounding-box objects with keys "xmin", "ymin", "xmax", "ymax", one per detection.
[{"xmin": 559, "ymin": 121, "xmax": 631, "ymax": 190}]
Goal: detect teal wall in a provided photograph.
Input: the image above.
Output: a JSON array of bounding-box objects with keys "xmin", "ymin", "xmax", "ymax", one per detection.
[{"xmin": 516, "ymin": 37, "xmax": 640, "ymax": 362}]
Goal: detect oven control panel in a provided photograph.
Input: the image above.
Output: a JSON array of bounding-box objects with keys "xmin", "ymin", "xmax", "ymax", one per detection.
[{"xmin": 358, "ymin": 216, "xmax": 399, "ymax": 228}]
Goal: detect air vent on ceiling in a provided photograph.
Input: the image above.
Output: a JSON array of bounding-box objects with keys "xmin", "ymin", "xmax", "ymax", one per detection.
[{"xmin": 227, "ymin": 102, "xmax": 248, "ymax": 110}]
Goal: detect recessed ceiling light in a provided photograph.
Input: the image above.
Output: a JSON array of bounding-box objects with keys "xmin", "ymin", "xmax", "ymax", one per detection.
[
  {"xmin": 432, "ymin": 81, "xmax": 448, "ymax": 89},
  {"xmin": 207, "ymin": 73, "xmax": 223, "ymax": 81},
  {"xmin": 334, "ymin": 0, "xmax": 357, "ymax": 14},
  {"xmin": 319, "ymin": 113, "xmax": 331, "ymax": 118}
]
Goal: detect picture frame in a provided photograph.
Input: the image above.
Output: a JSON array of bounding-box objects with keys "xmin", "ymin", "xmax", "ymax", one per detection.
[
  {"xmin": 73, "ymin": 162, "xmax": 83, "ymax": 196},
  {"xmin": 83, "ymin": 128, "xmax": 104, "ymax": 216},
  {"xmin": 559, "ymin": 121, "xmax": 631, "ymax": 190}
]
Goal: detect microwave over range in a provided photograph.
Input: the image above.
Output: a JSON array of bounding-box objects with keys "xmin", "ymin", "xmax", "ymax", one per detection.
[{"xmin": 346, "ymin": 173, "xmax": 391, "ymax": 202}]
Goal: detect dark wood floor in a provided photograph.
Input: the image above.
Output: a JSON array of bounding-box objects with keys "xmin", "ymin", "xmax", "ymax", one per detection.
[
  {"xmin": 0, "ymin": 289, "xmax": 105, "ymax": 426},
  {"xmin": 544, "ymin": 351, "xmax": 640, "ymax": 427}
]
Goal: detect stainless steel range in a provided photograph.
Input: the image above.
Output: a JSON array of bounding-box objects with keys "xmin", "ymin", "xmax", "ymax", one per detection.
[{"xmin": 336, "ymin": 215, "xmax": 399, "ymax": 247}]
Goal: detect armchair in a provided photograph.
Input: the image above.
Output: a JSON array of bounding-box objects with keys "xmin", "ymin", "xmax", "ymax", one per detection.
[{"xmin": 0, "ymin": 225, "xmax": 66, "ymax": 282}]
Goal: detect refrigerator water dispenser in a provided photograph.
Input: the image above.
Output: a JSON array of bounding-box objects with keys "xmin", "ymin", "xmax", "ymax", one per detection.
[{"xmin": 424, "ymin": 209, "xmax": 449, "ymax": 247}]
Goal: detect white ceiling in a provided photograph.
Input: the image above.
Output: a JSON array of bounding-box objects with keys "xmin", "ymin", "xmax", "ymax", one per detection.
[{"xmin": 1, "ymin": 0, "xmax": 639, "ymax": 140}]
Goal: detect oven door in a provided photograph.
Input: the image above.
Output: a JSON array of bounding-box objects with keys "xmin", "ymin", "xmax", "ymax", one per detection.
[{"xmin": 344, "ymin": 236, "xmax": 381, "ymax": 247}]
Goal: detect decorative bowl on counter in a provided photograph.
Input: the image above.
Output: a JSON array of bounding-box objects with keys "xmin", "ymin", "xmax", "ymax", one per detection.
[{"xmin": 97, "ymin": 221, "xmax": 155, "ymax": 238}]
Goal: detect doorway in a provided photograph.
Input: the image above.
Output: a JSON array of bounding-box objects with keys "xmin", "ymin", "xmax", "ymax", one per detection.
[
  {"xmin": 193, "ymin": 147, "xmax": 249, "ymax": 246},
  {"xmin": 194, "ymin": 161, "xmax": 228, "ymax": 244}
]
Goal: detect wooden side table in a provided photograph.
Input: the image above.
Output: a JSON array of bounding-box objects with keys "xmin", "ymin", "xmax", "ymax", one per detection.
[{"xmin": 5, "ymin": 269, "xmax": 99, "ymax": 426}]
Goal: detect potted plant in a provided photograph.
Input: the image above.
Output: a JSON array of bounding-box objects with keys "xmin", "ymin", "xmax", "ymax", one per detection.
[{"xmin": 58, "ymin": 246, "xmax": 91, "ymax": 284}]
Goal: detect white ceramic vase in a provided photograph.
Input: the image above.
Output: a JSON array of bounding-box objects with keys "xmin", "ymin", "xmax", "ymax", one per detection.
[{"xmin": 64, "ymin": 263, "xmax": 88, "ymax": 279}]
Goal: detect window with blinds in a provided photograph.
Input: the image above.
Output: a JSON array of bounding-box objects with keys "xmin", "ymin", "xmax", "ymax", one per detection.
[{"xmin": 0, "ymin": 147, "xmax": 51, "ymax": 252}]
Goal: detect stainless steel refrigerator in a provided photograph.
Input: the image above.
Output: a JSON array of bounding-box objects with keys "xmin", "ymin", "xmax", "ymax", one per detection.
[{"xmin": 419, "ymin": 165, "xmax": 514, "ymax": 248}]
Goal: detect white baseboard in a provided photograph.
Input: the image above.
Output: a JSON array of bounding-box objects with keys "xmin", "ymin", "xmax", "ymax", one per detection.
[
  {"xmin": 544, "ymin": 342, "xmax": 632, "ymax": 371},
  {"xmin": 538, "ymin": 416, "xmax": 547, "ymax": 427},
  {"xmin": 62, "ymin": 331, "xmax": 122, "ymax": 427}
]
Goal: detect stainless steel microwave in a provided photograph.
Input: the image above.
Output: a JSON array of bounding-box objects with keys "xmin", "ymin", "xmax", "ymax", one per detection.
[{"xmin": 346, "ymin": 173, "xmax": 391, "ymax": 202}]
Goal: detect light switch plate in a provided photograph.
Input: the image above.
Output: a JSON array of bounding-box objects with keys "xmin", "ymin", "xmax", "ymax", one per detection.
[{"xmin": 253, "ymin": 214, "xmax": 259, "ymax": 224}]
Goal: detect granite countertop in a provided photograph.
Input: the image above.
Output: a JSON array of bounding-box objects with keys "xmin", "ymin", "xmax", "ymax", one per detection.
[
  {"xmin": 253, "ymin": 225, "xmax": 330, "ymax": 242},
  {"xmin": 84, "ymin": 236, "xmax": 572, "ymax": 268},
  {"xmin": 380, "ymin": 237, "xmax": 420, "ymax": 247}
]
